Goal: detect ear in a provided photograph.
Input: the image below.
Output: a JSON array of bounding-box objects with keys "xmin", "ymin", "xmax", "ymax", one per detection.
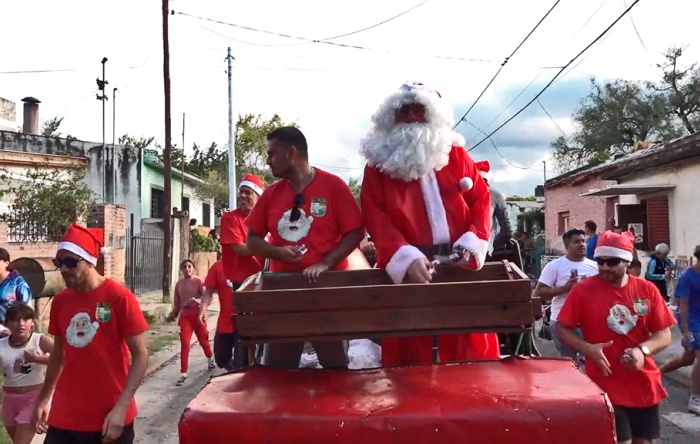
[{"xmin": 287, "ymin": 145, "xmax": 298, "ymax": 161}]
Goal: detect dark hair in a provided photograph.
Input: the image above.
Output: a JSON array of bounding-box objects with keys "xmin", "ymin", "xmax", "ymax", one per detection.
[
  {"xmin": 180, "ymin": 259, "xmax": 195, "ymax": 270},
  {"xmin": 694, "ymin": 244, "xmax": 700, "ymax": 261},
  {"xmin": 629, "ymin": 259, "xmax": 642, "ymax": 269},
  {"xmin": 0, "ymin": 248, "xmax": 9, "ymax": 263},
  {"xmin": 562, "ymin": 228, "xmax": 586, "ymax": 246},
  {"xmin": 584, "ymin": 220, "xmax": 597, "ymax": 232},
  {"xmin": 5, "ymin": 302, "xmax": 35, "ymax": 323},
  {"xmin": 266, "ymin": 127, "xmax": 308, "ymax": 157}
]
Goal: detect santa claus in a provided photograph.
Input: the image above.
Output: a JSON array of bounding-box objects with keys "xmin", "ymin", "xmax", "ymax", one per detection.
[{"xmin": 360, "ymin": 81, "xmax": 501, "ymax": 367}]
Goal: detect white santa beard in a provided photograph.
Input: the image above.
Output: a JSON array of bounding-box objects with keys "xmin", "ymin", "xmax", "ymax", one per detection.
[
  {"xmin": 360, "ymin": 122, "xmax": 453, "ymax": 182},
  {"xmin": 66, "ymin": 326, "xmax": 97, "ymax": 348}
]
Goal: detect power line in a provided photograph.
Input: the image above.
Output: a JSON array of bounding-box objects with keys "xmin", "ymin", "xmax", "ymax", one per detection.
[
  {"xmin": 463, "ymin": 119, "xmax": 549, "ymax": 171},
  {"xmin": 468, "ymin": 0, "xmax": 643, "ymax": 152},
  {"xmin": 454, "ymin": 0, "xmax": 562, "ymax": 128},
  {"xmin": 173, "ymin": 10, "xmax": 496, "ymax": 63},
  {"xmin": 536, "ymin": 99, "xmax": 566, "ymax": 136},
  {"xmin": 483, "ymin": 71, "xmax": 543, "ymax": 131},
  {"xmin": 318, "ymin": 1, "xmax": 429, "ymax": 41},
  {"xmin": 621, "ymin": 0, "xmax": 646, "ymax": 50},
  {"xmin": 0, "ymin": 60, "xmax": 150, "ymax": 75}
]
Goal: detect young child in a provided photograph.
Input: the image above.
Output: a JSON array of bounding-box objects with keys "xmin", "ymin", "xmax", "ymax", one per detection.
[
  {"xmin": 628, "ymin": 259, "xmax": 642, "ymax": 277},
  {"xmin": 0, "ymin": 302, "xmax": 53, "ymax": 444},
  {"xmin": 169, "ymin": 260, "xmax": 215, "ymax": 386}
]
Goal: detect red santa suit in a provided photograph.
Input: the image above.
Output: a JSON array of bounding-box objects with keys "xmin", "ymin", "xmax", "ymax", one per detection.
[{"xmin": 360, "ymin": 81, "xmax": 501, "ymax": 367}]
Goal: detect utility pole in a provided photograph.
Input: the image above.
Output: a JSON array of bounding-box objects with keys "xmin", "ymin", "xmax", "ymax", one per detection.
[
  {"xmin": 112, "ymin": 87, "xmax": 118, "ymax": 204},
  {"xmin": 543, "ymin": 160, "xmax": 547, "ymax": 183},
  {"xmin": 96, "ymin": 57, "xmax": 108, "ymax": 203},
  {"xmin": 226, "ymin": 47, "xmax": 236, "ymax": 210},
  {"xmin": 162, "ymin": 0, "xmax": 173, "ymax": 304},
  {"xmin": 181, "ymin": 113, "xmax": 186, "ymax": 209}
]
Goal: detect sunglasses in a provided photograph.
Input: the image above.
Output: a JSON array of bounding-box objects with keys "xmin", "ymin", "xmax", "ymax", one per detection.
[
  {"xmin": 290, "ymin": 194, "xmax": 305, "ymax": 222},
  {"xmin": 52, "ymin": 257, "xmax": 84, "ymax": 269},
  {"xmin": 596, "ymin": 257, "xmax": 623, "ymax": 267}
]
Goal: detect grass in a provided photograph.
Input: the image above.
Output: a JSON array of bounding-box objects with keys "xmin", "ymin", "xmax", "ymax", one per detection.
[{"xmin": 147, "ymin": 332, "xmax": 179, "ymax": 356}]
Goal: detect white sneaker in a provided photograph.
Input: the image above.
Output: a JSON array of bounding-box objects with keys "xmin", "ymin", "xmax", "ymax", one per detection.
[
  {"xmin": 207, "ymin": 358, "xmax": 215, "ymax": 370},
  {"xmin": 688, "ymin": 395, "xmax": 700, "ymax": 415},
  {"xmin": 176, "ymin": 373, "xmax": 187, "ymax": 386}
]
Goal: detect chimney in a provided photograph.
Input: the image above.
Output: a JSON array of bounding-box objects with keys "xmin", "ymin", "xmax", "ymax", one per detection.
[{"xmin": 21, "ymin": 97, "xmax": 40, "ymax": 135}]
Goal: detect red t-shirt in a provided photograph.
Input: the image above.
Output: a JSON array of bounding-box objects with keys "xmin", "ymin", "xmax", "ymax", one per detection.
[
  {"xmin": 204, "ymin": 260, "xmax": 236, "ymax": 333},
  {"xmin": 557, "ymin": 275, "xmax": 676, "ymax": 407},
  {"xmin": 47, "ymin": 279, "xmax": 149, "ymax": 431},
  {"xmin": 220, "ymin": 208, "xmax": 263, "ymax": 283},
  {"xmin": 245, "ymin": 169, "xmax": 363, "ymax": 272}
]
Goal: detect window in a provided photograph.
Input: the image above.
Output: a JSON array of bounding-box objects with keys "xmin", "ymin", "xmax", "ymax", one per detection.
[
  {"xmin": 202, "ymin": 203, "xmax": 211, "ymax": 227},
  {"xmin": 150, "ymin": 188, "xmax": 164, "ymax": 218},
  {"xmin": 558, "ymin": 211, "xmax": 570, "ymax": 235}
]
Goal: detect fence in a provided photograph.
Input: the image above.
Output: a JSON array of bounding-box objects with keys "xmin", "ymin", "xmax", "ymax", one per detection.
[
  {"xmin": 125, "ymin": 225, "xmax": 165, "ymax": 295},
  {"xmin": 1, "ymin": 208, "xmax": 68, "ymax": 243}
]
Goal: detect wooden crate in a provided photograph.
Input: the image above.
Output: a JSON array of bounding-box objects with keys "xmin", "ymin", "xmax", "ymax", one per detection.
[{"xmin": 235, "ymin": 261, "xmax": 539, "ymax": 344}]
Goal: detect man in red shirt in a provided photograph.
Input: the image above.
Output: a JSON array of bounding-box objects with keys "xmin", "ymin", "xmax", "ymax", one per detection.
[
  {"xmin": 246, "ymin": 126, "xmax": 365, "ymax": 369},
  {"xmin": 557, "ymin": 231, "xmax": 675, "ymax": 444},
  {"xmin": 199, "ymin": 260, "xmax": 238, "ymax": 370},
  {"xmin": 217, "ymin": 173, "xmax": 265, "ymax": 370},
  {"xmin": 359, "ymin": 81, "xmax": 499, "ymax": 367},
  {"xmin": 34, "ymin": 224, "xmax": 149, "ymax": 443}
]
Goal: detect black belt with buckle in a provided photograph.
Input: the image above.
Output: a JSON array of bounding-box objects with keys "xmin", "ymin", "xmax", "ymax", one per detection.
[{"xmin": 413, "ymin": 243, "xmax": 453, "ymax": 258}]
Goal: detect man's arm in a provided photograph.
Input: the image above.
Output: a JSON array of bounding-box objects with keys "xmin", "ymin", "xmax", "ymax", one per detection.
[
  {"xmin": 534, "ymin": 282, "xmax": 572, "ymax": 302},
  {"xmin": 114, "ymin": 333, "xmax": 148, "ymax": 410},
  {"xmin": 200, "ymin": 288, "xmax": 215, "ymax": 320},
  {"xmin": 639, "ymin": 327, "xmax": 672, "ymax": 355},
  {"xmin": 37, "ymin": 336, "xmax": 63, "ymax": 403},
  {"xmin": 645, "ymin": 257, "xmax": 665, "ymax": 280},
  {"xmin": 680, "ymin": 298, "xmax": 690, "ymax": 334},
  {"xmin": 246, "ymin": 230, "xmax": 283, "ymax": 260},
  {"xmin": 230, "ymin": 244, "xmax": 254, "ymax": 256},
  {"xmin": 492, "ymin": 190, "xmax": 513, "ymax": 247}
]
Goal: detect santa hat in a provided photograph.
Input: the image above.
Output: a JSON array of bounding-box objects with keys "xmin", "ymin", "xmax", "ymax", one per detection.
[
  {"xmin": 474, "ymin": 160, "xmax": 491, "ymax": 182},
  {"xmin": 370, "ymin": 80, "xmax": 466, "ymax": 147},
  {"xmin": 57, "ymin": 224, "xmax": 108, "ymax": 266},
  {"xmin": 239, "ymin": 174, "xmax": 264, "ymax": 196},
  {"xmin": 594, "ymin": 231, "xmax": 635, "ymax": 262}
]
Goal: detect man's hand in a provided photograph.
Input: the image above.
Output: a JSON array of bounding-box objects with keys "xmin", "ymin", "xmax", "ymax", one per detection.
[
  {"xmin": 360, "ymin": 241, "xmax": 375, "ymax": 254},
  {"xmin": 101, "ymin": 404, "xmax": 127, "ymax": 443},
  {"xmin": 621, "ymin": 347, "xmax": 645, "ymax": 371},
  {"xmin": 33, "ymin": 399, "xmax": 50, "ymax": 434},
  {"xmin": 199, "ymin": 310, "xmax": 207, "ymax": 324},
  {"xmin": 562, "ymin": 275, "xmax": 578, "ymax": 292},
  {"xmin": 582, "ymin": 341, "xmax": 614, "ymax": 376},
  {"xmin": 303, "ymin": 262, "xmax": 329, "ymax": 283},
  {"xmin": 277, "ymin": 246, "xmax": 304, "ymax": 263},
  {"xmin": 448, "ymin": 251, "xmax": 472, "ymax": 268},
  {"xmin": 405, "ymin": 258, "xmax": 433, "ymax": 284}
]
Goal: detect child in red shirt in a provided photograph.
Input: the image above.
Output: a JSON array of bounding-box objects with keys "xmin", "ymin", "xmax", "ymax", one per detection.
[
  {"xmin": 557, "ymin": 231, "xmax": 675, "ymax": 443},
  {"xmin": 169, "ymin": 260, "xmax": 214, "ymax": 386},
  {"xmin": 34, "ymin": 224, "xmax": 149, "ymax": 444},
  {"xmin": 246, "ymin": 127, "xmax": 364, "ymax": 369}
]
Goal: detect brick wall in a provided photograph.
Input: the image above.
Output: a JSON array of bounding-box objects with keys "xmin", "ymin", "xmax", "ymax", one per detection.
[
  {"xmin": 544, "ymin": 174, "xmax": 616, "ymax": 252},
  {"xmin": 90, "ymin": 204, "xmax": 127, "ymax": 285}
]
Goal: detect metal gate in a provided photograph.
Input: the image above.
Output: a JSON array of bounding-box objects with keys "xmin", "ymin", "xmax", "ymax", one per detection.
[{"xmin": 125, "ymin": 216, "xmax": 165, "ymax": 295}]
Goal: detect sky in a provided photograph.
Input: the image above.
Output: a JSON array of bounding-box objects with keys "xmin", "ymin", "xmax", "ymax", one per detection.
[{"xmin": 2, "ymin": 0, "xmax": 700, "ymax": 196}]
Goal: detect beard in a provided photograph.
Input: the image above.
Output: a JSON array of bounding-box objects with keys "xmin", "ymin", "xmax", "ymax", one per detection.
[
  {"xmin": 360, "ymin": 121, "xmax": 456, "ymax": 182},
  {"xmin": 66, "ymin": 326, "xmax": 97, "ymax": 348}
]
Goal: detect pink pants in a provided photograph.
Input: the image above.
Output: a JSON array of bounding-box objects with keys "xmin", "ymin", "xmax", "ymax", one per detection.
[
  {"xmin": 1, "ymin": 388, "xmax": 40, "ymax": 427},
  {"xmin": 179, "ymin": 304, "xmax": 213, "ymax": 373}
]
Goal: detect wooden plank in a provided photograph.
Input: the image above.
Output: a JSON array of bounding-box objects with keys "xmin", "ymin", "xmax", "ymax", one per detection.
[
  {"xmin": 239, "ymin": 327, "xmax": 533, "ymax": 345},
  {"xmin": 235, "ymin": 279, "xmax": 530, "ymax": 314},
  {"xmin": 531, "ymin": 296, "xmax": 543, "ymax": 318},
  {"xmin": 509, "ymin": 263, "xmax": 530, "ymax": 281},
  {"xmin": 258, "ymin": 261, "xmax": 508, "ymax": 290},
  {"xmin": 237, "ymin": 302, "xmax": 532, "ymax": 338}
]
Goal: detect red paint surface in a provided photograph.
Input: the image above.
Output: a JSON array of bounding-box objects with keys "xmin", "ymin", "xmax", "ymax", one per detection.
[{"xmin": 179, "ymin": 357, "xmax": 616, "ymax": 444}]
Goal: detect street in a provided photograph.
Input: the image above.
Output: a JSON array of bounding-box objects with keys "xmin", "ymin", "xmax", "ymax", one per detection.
[{"xmin": 133, "ymin": 336, "xmax": 700, "ymax": 443}]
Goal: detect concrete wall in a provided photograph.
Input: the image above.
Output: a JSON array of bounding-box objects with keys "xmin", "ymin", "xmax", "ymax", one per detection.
[
  {"xmin": 544, "ymin": 174, "xmax": 616, "ymax": 252},
  {"xmin": 0, "ymin": 130, "xmax": 142, "ymax": 230},
  {"xmin": 615, "ymin": 161, "xmax": 700, "ymax": 258}
]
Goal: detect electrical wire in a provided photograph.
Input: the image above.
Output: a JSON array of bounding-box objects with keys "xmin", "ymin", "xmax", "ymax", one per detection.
[
  {"xmin": 536, "ymin": 99, "xmax": 567, "ymax": 136},
  {"xmin": 454, "ymin": 0, "xmax": 562, "ymax": 128},
  {"xmin": 0, "ymin": 60, "xmax": 150, "ymax": 75},
  {"xmin": 173, "ymin": 10, "xmax": 496, "ymax": 63},
  {"xmin": 483, "ymin": 71, "xmax": 544, "ymax": 131},
  {"xmin": 468, "ymin": 0, "xmax": 643, "ymax": 152},
  {"xmin": 621, "ymin": 0, "xmax": 646, "ymax": 50}
]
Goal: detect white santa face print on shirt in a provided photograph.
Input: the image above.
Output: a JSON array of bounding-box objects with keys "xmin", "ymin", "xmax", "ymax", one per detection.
[
  {"xmin": 607, "ymin": 304, "xmax": 639, "ymax": 335},
  {"xmin": 276, "ymin": 208, "xmax": 314, "ymax": 242},
  {"xmin": 66, "ymin": 312, "xmax": 100, "ymax": 348}
]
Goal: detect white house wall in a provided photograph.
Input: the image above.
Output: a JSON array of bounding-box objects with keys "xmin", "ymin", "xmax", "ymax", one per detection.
[{"xmin": 183, "ymin": 181, "xmax": 215, "ymax": 229}]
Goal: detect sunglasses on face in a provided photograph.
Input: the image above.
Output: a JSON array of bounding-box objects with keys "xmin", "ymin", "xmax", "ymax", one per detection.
[
  {"xmin": 596, "ymin": 257, "xmax": 623, "ymax": 267},
  {"xmin": 290, "ymin": 193, "xmax": 305, "ymax": 222},
  {"xmin": 52, "ymin": 257, "xmax": 83, "ymax": 269}
]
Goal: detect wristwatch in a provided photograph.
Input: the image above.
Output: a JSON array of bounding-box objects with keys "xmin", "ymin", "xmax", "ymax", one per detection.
[{"xmin": 637, "ymin": 345, "xmax": 651, "ymax": 356}]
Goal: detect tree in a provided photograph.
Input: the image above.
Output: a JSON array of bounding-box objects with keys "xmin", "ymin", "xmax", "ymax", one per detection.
[
  {"xmin": 41, "ymin": 117, "xmax": 64, "ymax": 137},
  {"xmin": 506, "ymin": 195, "xmax": 537, "ymax": 202},
  {"xmin": 655, "ymin": 46, "xmax": 700, "ymax": 134},
  {"xmin": 348, "ymin": 177, "xmax": 361, "ymax": 207},
  {"xmin": 0, "ymin": 167, "xmax": 97, "ymax": 242}
]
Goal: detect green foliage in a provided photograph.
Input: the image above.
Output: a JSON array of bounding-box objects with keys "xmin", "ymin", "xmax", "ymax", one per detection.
[
  {"xmin": 0, "ymin": 167, "xmax": 97, "ymax": 242},
  {"xmin": 551, "ymin": 46, "xmax": 700, "ymax": 172},
  {"xmin": 517, "ymin": 209, "xmax": 545, "ymax": 239},
  {"xmin": 505, "ymin": 195, "xmax": 536, "ymax": 202},
  {"xmin": 348, "ymin": 177, "xmax": 361, "ymax": 206},
  {"xmin": 190, "ymin": 229, "xmax": 217, "ymax": 252},
  {"xmin": 41, "ymin": 117, "xmax": 64, "ymax": 137}
]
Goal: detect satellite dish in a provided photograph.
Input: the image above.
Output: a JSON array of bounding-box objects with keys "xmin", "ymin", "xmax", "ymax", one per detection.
[{"xmin": 9, "ymin": 257, "xmax": 46, "ymax": 299}]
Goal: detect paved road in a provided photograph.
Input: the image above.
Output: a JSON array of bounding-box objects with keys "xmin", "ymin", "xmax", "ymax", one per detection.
[{"xmin": 133, "ymin": 337, "xmax": 700, "ymax": 443}]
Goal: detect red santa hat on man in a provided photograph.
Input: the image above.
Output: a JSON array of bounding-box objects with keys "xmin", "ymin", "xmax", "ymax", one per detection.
[
  {"xmin": 594, "ymin": 230, "xmax": 635, "ymax": 262},
  {"xmin": 239, "ymin": 173, "xmax": 265, "ymax": 196},
  {"xmin": 58, "ymin": 224, "xmax": 108, "ymax": 266}
]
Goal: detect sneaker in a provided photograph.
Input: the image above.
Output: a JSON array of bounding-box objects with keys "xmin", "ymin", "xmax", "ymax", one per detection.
[
  {"xmin": 176, "ymin": 374, "xmax": 187, "ymax": 386},
  {"xmin": 688, "ymin": 395, "xmax": 700, "ymax": 415},
  {"xmin": 207, "ymin": 358, "xmax": 215, "ymax": 370}
]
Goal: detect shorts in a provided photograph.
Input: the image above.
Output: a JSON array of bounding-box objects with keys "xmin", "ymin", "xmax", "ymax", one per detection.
[
  {"xmin": 613, "ymin": 404, "xmax": 660, "ymax": 442},
  {"xmin": 213, "ymin": 331, "xmax": 242, "ymax": 370},
  {"xmin": 45, "ymin": 422, "xmax": 135, "ymax": 444},
  {"xmin": 550, "ymin": 320, "xmax": 581, "ymax": 359},
  {"xmin": 1, "ymin": 387, "xmax": 40, "ymax": 427},
  {"xmin": 673, "ymin": 312, "xmax": 700, "ymax": 351}
]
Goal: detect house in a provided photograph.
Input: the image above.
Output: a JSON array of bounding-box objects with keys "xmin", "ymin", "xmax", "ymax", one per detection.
[
  {"xmin": 544, "ymin": 131, "xmax": 700, "ymax": 261},
  {"xmin": 506, "ymin": 200, "xmax": 544, "ymax": 234},
  {"xmin": 142, "ymin": 149, "xmax": 215, "ymax": 229}
]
